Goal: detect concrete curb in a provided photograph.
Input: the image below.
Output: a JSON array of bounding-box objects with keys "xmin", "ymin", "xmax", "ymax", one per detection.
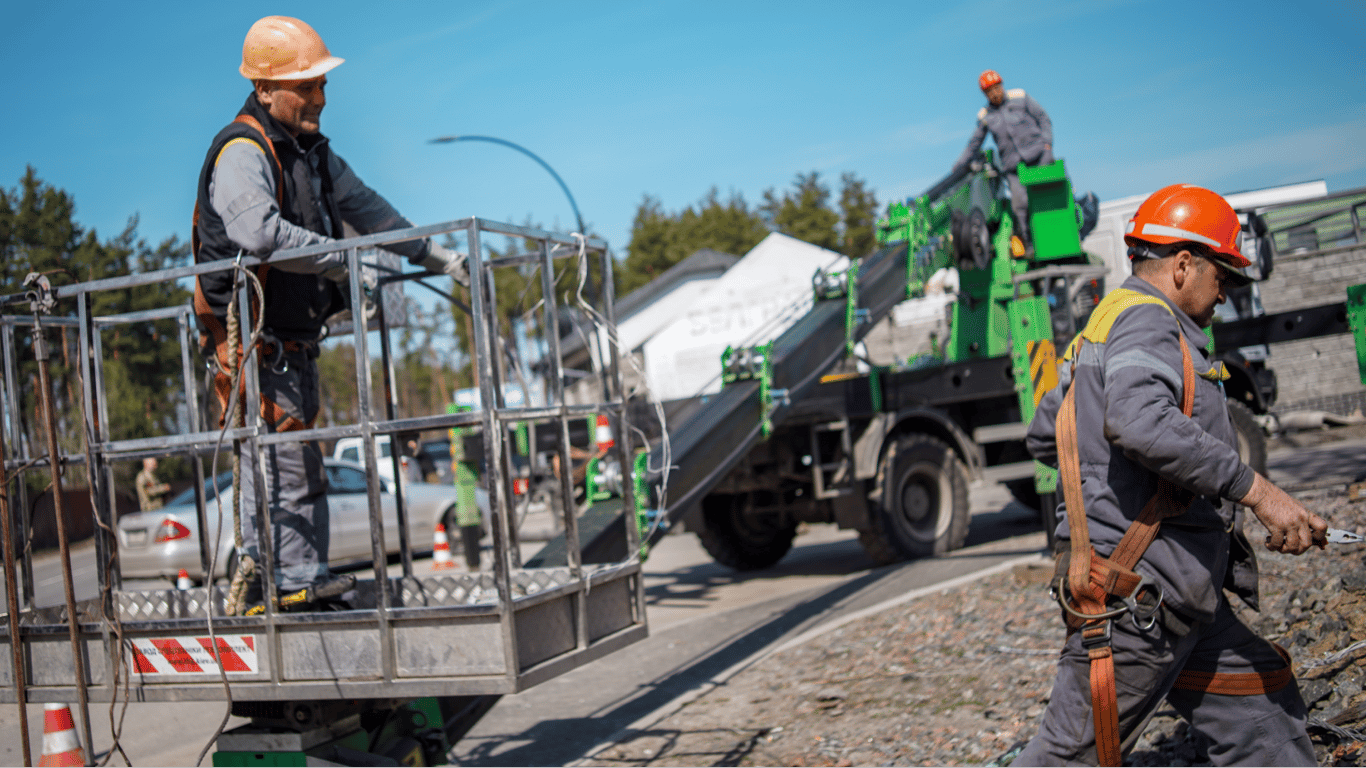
[{"xmin": 572, "ymin": 551, "xmax": 1049, "ymax": 766}]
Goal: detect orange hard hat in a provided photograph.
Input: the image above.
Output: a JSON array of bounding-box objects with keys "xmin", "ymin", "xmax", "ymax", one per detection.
[
  {"xmin": 240, "ymin": 16, "xmax": 343, "ymax": 81},
  {"xmin": 978, "ymin": 70, "xmax": 1002, "ymax": 91},
  {"xmin": 1124, "ymin": 184, "xmax": 1249, "ymax": 268}
]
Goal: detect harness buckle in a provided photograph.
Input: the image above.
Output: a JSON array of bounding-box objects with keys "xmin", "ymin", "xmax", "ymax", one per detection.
[
  {"xmin": 1119, "ymin": 574, "xmax": 1163, "ymax": 632},
  {"xmin": 1080, "ymin": 619, "xmax": 1112, "ymax": 651},
  {"xmin": 258, "ymin": 331, "xmax": 289, "ymax": 375}
]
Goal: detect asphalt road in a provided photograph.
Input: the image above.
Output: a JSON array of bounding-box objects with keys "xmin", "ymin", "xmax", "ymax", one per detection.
[{"xmin": 453, "ymin": 489, "xmax": 1046, "ymax": 767}]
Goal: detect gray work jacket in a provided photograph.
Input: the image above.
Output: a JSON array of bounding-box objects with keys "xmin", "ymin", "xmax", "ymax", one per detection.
[
  {"xmin": 210, "ymin": 128, "xmax": 428, "ymax": 268},
  {"xmin": 1026, "ymin": 276, "xmax": 1260, "ymax": 622},
  {"xmin": 953, "ymin": 88, "xmax": 1053, "ymax": 174}
]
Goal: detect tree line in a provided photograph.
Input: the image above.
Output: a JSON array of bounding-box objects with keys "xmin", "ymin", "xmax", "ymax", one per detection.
[
  {"xmin": 617, "ymin": 171, "xmax": 879, "ymax": 296},
  {"xmin": 0, "ymin": 167, "xmax": 192, "ymax": 500}
]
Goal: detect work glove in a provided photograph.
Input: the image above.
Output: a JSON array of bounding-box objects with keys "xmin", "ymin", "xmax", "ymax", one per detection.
[
  {"xmin": 418, "ymin": 242, "xmax": 471, "ymax": 287},
  {"xmin": 321, "ymin": 263, "xmax": 378, "ymax": 298}
]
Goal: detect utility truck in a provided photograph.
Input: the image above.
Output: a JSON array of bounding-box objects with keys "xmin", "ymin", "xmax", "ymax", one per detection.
[{"xmin": 529, "ymin": 152, "xmax": 1102, "ymax": 570}]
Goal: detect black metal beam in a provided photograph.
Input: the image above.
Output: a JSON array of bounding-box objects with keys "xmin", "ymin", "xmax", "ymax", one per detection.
[{"xmin": 1212, "ymin": 302, "xmax": 1349, "ymax": 349}]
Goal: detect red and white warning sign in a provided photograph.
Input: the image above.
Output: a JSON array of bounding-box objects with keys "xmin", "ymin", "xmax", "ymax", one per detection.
[{"xmin": 129, "ymin": 635, "xmax": 260, "ymax": 676}]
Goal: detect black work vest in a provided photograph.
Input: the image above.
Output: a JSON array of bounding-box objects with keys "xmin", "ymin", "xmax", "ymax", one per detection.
[{"xmin": 193, "ymin": 94, "xmax": 345, "ymax": 340}]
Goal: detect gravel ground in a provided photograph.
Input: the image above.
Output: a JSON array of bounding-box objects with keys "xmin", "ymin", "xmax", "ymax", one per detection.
[{"xmin": 585, "ymin": 483, "xmax": 1366, "ymax": 767}]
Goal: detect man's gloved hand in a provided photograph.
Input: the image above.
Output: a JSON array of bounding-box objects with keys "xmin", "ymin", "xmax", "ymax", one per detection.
[
  {"xmin": 322, "ymin": 264, "xmax": 378, "ymax": 299},
  {"xmin": 418, "ymin": 243, "xmax": 470, "ymax": 287}
]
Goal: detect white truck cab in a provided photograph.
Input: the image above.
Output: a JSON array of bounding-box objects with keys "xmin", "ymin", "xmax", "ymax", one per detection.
[{"xmin": 332, "ymin": 434, "xmax": 418, "ymax": 484}]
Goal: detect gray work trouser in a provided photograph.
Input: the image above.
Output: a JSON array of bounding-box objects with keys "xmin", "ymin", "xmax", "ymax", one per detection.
[
  {"xmin": 1014, "ymin": 596, "xmax": 1314, "ymax": 766},
  {"xmin": 1007, "ymin": 148, "xmax": 1054, "ymax": 245},
  {"xmin": 236, "ymin": 346, "xmax": 330, "ymax": 592}
]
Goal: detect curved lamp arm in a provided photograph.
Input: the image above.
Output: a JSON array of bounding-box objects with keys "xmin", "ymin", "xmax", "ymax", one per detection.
[{"xmin": 429, "ymin": 134, "xmax": 586, "ymax": 236}]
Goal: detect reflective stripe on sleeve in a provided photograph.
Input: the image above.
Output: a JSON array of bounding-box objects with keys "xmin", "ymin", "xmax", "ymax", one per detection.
[{"xmin": 215, "ymin": 137, "xmax": 267, "ymax": 167}]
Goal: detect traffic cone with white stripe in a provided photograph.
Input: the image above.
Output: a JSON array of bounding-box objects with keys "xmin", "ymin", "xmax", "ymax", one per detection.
[
  {"xmin": 176, "ymin": 568, "xmax": 192, "ymax": 590},
  {"xmin": 432, "ymin": 523, "xmax": 455, "ymax": 570},
  {"xmin": 594, "ymin": 414, "xmax": 614, "ymax": 453},
  {"xmin": 38, "ymin": 703, "xmax": 83, "ymax": 767}
]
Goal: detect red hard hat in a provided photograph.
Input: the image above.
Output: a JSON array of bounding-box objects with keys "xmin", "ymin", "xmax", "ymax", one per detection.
[
  {"xmin": 1124, "ymin": 184, "xmax": 1249, "ymax": 268},
  {"xmin": 978, "ymin": 70, "xmax": 1002, "ymax": 91}
]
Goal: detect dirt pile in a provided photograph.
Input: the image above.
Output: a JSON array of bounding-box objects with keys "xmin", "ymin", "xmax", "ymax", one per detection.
[{"xmin": 587, "ymin": 485, "xmax": 1366, "ymax": 767}]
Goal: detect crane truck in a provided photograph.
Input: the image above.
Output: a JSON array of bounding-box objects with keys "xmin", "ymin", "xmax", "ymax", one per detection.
[{"xmin": 527, "ymin": 151, "xmax": 1101, "ymax": 571}]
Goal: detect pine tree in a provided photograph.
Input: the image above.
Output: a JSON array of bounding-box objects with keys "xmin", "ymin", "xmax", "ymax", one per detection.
[
  {"xmin": 838, "ymin": 172, "xmax": 879, "ymax": 258},
  {"xmin": 761, "ymin": 172, "xmax": 840, "ymax": 252}
]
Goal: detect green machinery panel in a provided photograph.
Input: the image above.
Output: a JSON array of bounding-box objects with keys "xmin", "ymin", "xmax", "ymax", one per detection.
[
  {"xmin": 1018, "ymin": 161, "xmax": 1081, "ymax": 260},
  {"xmin": 948, "ymin": 218, "xmax": 1030, "ymax": 360}
]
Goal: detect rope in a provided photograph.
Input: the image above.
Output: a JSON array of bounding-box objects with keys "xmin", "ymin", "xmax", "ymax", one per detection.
[
  {"xmin": 195, "ymin": 261, "xmax": 265, "ymax": 767},
  {"xmin": 564, "ymin": 235, "xmax": 674, "ymax": 542},
  {"xmin": 63, "ymin": 311, "xmax": 132, "ymax": 766}
]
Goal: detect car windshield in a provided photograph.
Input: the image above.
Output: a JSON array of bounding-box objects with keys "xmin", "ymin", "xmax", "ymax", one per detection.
[{"xmin": 165, "ymin": 471, "xmax": 234, "ymax": 507}]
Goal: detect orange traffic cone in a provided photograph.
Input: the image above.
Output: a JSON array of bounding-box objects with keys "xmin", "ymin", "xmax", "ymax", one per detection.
[
  {"xmin": 432, "ymin": 523, "xmax": 455, "ymax": 570},
  {"xmin": 594, "ymin": 414, "xmax": 614, "ymax": 453},
  {"xmin": 38, "ymin": 703, "xmax": 83, "ymax": 767},
  {"xmin": 176, "ymin": 568, "xmax": 192, "ymax": 590}
]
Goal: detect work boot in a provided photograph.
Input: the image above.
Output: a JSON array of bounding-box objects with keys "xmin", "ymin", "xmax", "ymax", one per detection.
[
  {"xmin": 242, "ymin": 585, "xmax": 268, "ymax": 616},
  {"xmin": 278, "ymin": 573, "xmax": 357, "ymax": 613}
]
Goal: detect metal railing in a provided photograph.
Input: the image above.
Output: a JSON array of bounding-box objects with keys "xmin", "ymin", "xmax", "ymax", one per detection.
[
  {"xmin": 1253, "ymin": 186, "xmax": 1366, "ymax": 256},
  {"xmin": 0, "ymin": 217, "xmax": 647, "ymax": 716}
]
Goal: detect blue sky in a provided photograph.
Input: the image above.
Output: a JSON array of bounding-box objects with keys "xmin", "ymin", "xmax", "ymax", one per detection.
[{"xmin": 3, "ymin": 0, "xmax": 1364, "ymax": 262}]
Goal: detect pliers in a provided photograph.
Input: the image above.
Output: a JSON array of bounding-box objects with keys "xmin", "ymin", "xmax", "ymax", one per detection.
[{"xmin": 1325, "ymin": 528, "xmax": 1364, "ymax": 544}]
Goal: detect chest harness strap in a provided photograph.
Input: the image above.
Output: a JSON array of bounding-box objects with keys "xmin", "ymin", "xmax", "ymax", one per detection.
[{"xmin": 1054, "ymin": 290, "xmax": 1292, "ymax": 766}]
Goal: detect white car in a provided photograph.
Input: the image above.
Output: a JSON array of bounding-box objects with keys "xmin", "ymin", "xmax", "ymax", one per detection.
[{"xmin": 117, "ymin": 459, "xmax": 486, "ymax": 584}]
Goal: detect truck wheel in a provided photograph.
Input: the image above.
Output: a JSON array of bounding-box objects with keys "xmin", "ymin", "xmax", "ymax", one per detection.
[
  {"xmin": 1227, "ymin": 400, "xmax": 1268, "ymax": 476},
  {"xmin": 696, "ymin": 494, "xmax": 797, "ymax": 571},
  {"xmin": 858, "ymin": 435, "xmax": 970, "ymax": 564}
]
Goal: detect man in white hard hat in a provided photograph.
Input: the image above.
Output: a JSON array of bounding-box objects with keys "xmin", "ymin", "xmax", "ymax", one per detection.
[{"xmin": 193, "ymin": 15, "xmax": 467, "ymax": 614}]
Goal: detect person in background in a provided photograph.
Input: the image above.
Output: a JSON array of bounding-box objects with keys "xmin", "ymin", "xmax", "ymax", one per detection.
[{"xmin": 135, "ymin": 458, "xmax": 171, "ymax": 512}]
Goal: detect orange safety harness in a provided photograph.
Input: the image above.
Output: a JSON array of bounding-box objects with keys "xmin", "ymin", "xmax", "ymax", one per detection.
[
  {"xmin": 1054, "ymin": 290, "xmax": 1293, "ymax": 766},
  {"xmin": 190, "ymin": 115, "xmax": 318, "ymax": 433}
]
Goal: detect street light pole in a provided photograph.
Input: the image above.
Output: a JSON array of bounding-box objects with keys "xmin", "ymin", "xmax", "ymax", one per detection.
[{"xmin": 429, "ymin": 134, "xmax": 586, "ymax": 236}]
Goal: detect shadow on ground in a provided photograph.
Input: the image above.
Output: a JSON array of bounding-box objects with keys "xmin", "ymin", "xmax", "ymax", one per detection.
[{"xmin": 456, "ymin": 502, "xmax": 1044, "ymax": 766}]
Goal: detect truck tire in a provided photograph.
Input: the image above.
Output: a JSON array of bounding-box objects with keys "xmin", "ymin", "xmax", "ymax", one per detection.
[
  {"xmin": 858, "ymin": 435, "xmax": 970, "ymax": 564},
  {"xmin": 1227, "ymin": 400, "xmax": 1268, "ymax": 476},
  {"xmin": 696, "ymin": 493, "xmax": 797, "ymax": 571}
]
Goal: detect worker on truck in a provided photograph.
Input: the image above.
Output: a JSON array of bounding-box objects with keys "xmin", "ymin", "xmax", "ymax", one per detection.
[
  {"xmin": 951, "ymin": 69, "xmax": 1053, "ymax": 250},
  {"xmin": 193, "ymin": 15, "xmax": 468, "ymax": 614},
  {"xmin": 1014, "ymin": 184, "xmax": 1326, "ymax": 765}
]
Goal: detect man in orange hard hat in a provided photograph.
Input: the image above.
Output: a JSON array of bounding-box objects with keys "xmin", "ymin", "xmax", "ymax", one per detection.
[
  {"xmin": 194, "ymin": 16, "xmax": 467, "ymax": 614},
  {"xmin": 1014, "ymin": 185, "xmax": 1324, "ymax": 765},
  {"xmin": 952, "ymin": 69, "xmax": 1053, "ymax": 249}
]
